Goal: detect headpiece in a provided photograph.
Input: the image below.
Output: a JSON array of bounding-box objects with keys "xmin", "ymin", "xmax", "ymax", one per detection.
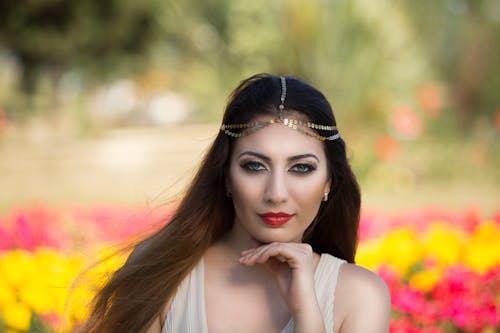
[{"xmin": 220, "ymin": 76, "xmax": 340, "ymax": 141}]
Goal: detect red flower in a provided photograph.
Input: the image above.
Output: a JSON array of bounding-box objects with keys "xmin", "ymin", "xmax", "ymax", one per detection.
[
  {"xmin": 374, "ymin": 135, "xmax": 400, "ymax": 161},
  {"xmin": 432, "ymin": 267, "xmax": 499, "ymax": 330},
  {"xmin": 417, "ymin": 83, "xmax": 442, "ymax": 117},
  {"xmin": 391, "ymin": 107, "xmax": 423, "ymax": 140}
]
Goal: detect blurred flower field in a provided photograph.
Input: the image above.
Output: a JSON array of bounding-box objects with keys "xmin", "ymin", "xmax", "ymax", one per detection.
[
  {"xmin": 0, "ymin": 204, "xmax": 499, "ymax": 332},
  {"xmin": 357, "ymin": 209, "xmax": 500, "ymax": 332}
]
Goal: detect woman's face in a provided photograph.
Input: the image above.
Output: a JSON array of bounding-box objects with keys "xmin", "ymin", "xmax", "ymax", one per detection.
[{"xmin": 227, "ymin": 114, "xmax": 331, "ymax": 244}]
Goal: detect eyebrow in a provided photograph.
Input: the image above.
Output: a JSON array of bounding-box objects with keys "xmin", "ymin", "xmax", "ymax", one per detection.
[{"xmin": 238, "ymin": 151, "xmax": 320, "ymax": 163}]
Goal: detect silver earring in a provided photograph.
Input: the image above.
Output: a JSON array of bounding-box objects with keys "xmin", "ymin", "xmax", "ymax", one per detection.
[{"xmin": 323, "ymin": 192, "xmax": 329, "ymax": 202}]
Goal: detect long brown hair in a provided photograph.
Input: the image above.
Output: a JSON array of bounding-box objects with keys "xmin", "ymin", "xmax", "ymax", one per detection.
[{"xmin": 80, "ymin": 73, "xmax": 361, "ymax": 332}]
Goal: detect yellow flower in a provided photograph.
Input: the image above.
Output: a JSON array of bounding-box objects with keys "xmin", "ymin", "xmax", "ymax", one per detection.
[
  {"xmin": 83, "ymin": 245, "xmax": 127, "ymax": 289},
  {"xmin": 356, "ymin": 238, "xmax": 384, "ymax": 270},
  {"xmin": 422, "ymin": 223, "xmax": 465, "ymax": 267},
  {"xmin": 18, "ymin": 280, "xmax": 54, "ymax": 314},
  {"xmin": 66, "ymin": 285, "xmax": 93, "ymax": 323},
  {"xmin": 463, "ymin": 221, "xmax": 500, "ymax": 274},
  {"xmin": 0, "ymin": 245, "xmax": 129, "ymax": 331},
  {"xmin": 5, "ymin": 329, "xmax": 20, "ymax": 333},
  {"xmin": 379, "ymin": 227, "xmax": 423, "ymax": 276},
  {"xmin": 409, "ymin": 268, "xmax": 441, "ymax": 292},
  {"xmin": 3, "ymin": 301, "xmax": 31, "ymax": 331},
  {"xmin": 0, "ymin": 250, "xmax": 36, "ymax": 288},
  {"xmin": 59, "ymin": 244, "xmax": 128, "ymax": 328},
  {"xmin": 0, "ymin": 279, "xmax": 16, "ymax": 311}
]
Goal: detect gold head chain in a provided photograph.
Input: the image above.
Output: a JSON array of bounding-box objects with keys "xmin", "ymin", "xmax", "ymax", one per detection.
[{"xmin": 220, "ymin": 77, "xmax": 340, "ymax": 141}]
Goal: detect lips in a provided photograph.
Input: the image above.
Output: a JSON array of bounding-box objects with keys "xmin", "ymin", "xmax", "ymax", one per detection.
[{"xmin": 259, "ymin": 212, "xmax": 294, "ymax": 226}]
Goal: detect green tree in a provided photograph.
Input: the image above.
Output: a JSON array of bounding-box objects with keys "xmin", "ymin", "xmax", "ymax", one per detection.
[
  {"xmin": 152, "ymin": 0, "xmax": 401, "ymax": 124},
  {"xmin": 0, "ymin": 0, "xmax": 162, "ymax": 107},
  {"xmin": 400, "ymin": 0, "xmax": 500, "ymax": 127}
]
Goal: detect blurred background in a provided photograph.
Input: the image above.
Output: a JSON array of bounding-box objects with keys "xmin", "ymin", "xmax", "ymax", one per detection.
[
  {"xmin": 0, "ymin": 0, "xmax": 498, "ymax": 212},
  {"xmin": 0, "ymin": 1, "xmax": 500, "ymax": 332}
]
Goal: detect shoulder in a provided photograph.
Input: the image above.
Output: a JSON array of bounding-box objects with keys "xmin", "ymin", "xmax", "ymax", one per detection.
[
  {"xmin": 335, "ymin": 263, "xmax": 390, "ymax": 332},
  {"xmin": 338, "ymin": 263, "xmax": 389, "ymax": 299}
]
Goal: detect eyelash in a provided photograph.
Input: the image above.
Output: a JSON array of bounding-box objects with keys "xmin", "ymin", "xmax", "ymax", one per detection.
[
  {"xmin": 241, "ymin": 161, "xmax": 267, "ymax": 172},
  {"xmin": 290, "ymin": 163, "xmax": 316, "ymax": 174},
  {"xmin": 240, "ymin": 161, "xmax": 316, "ymax": 174}
]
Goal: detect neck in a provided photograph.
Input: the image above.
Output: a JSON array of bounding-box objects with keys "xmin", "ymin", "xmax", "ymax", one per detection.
[{"xmin": 221, "ymin": 224, "xmax": 263, "ymax": 257}]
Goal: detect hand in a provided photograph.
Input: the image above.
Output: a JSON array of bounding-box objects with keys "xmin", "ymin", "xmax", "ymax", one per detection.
[{"xmin": 238, "ymin": 242, "xmax": 325, "ymax": 332}]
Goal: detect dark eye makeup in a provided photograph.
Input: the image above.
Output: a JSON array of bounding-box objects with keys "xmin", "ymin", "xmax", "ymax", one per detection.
[
  {"xmin": 240, "ymin": 161, "xmax": 267, "ymax": 172},
  {"xmin": 239, "ymin": 160, "xmax": 317, "ymax": 174},
  {"xmin": 290, "ymin": 163, "xmax": 316, "ymax": 174}
]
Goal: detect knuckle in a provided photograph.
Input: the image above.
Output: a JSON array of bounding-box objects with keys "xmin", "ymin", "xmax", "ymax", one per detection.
[{"xmin": 302, "ymin": 243, "xmax": 313, "ymax": 252}]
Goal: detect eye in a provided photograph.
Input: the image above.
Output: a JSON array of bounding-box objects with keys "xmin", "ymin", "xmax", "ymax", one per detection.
[
  {"xmin": 240, "ymin": 161, "xmax": 267, "ymax": 172},
  {"xmin": 290, "ymin": 163, "xmax": 316, "ymax": 174}
]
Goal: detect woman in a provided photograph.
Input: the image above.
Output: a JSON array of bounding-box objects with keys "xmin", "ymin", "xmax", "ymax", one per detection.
[{"xmin": 81, "ymin": 74, "xmax": 390, "ymax": 332}]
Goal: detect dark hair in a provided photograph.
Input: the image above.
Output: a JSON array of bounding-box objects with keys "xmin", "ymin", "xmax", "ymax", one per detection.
[{"xmin": 80, "ymin": 73, "xmax": 361, "ymax": 333}]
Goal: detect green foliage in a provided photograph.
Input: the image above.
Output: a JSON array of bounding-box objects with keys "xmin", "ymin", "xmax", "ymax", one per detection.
[
  {"xmin": 0, "ymin": 0, "xmax": 498, "ymax": 131},
  {"xmin": 399, "ymin": 0, "xmax": 500, "ymax": 126},
  {"xmin": 0, "ymin": 0, "xmax": 162, "ymax": 93}
]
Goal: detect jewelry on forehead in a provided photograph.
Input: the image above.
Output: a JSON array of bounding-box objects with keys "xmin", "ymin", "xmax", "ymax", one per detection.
[
  {"xmin": 279, "ymin": 76, "xmax": 286, "ymax": 112},
  {"xmin": 220, "ymin": 76, "xmax": 341, "ymax": 141}
]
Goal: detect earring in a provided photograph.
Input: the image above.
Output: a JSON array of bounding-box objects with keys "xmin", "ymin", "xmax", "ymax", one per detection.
[
  {"xmin": 323, "ymin": 192, "xmax": 329, "ymax": 202},
  {"xmin": 226, "ymin": 189, "xmax": 231, "ymax": 197}
]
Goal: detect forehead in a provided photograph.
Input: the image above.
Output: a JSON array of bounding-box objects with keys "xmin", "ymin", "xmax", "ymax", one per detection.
[{"xmin": 231, "ymin": 115, "xmax": 326, "ymax": 159}]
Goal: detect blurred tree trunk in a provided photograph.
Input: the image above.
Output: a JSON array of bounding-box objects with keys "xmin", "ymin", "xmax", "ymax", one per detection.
[
  {"xmin": 400, "ymin": 0, "xmax": 500, "ymax": 129},
  {"xmin": 451, "ymin": 18, "xmax": 495, "ymax": 127}
]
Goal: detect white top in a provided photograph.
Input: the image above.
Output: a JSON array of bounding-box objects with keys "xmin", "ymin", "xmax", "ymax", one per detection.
[{"xmin": 162, "ymin": 253, "xmax": 346, "ymax": 333}]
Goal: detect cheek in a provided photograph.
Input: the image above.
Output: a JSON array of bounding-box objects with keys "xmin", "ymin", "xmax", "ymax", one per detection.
[
  {"xmin": 289, "ymin": 174, "xmax": 329, "ymax": 215},
  {"xmin": 229, "ymin": 168, "xmax": 263, "ymax": 207},
  {"xmin": 290, "ymin": 181, "xmax": 324, "ymax": 206}
]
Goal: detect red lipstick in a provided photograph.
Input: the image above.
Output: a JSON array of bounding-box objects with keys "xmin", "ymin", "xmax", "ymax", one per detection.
[{"xmin": 259, "ymin": 212, "xmax": 294, "ymax": 226}]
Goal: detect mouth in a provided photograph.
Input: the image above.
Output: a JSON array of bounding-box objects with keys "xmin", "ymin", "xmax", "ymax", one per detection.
[{"xmin": 258, "ymin": 212, "xmax": 294, "ymax": 226}]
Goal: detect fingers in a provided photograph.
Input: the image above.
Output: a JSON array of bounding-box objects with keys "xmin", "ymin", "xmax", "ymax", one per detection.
[
  {"xmin": 239, "ymin": 242, "xmax": 313, "ymax": 268},
  {"xmin": 240, "ymin": 242, "xmax": 319, "ymax": 316}
]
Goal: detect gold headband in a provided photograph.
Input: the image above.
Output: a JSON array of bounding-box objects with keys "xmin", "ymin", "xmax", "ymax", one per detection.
[{"xmin": 220, "ymin": 76, "xmax": 340, "ymax": 141}]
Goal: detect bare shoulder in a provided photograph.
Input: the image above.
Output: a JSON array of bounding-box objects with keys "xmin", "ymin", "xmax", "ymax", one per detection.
[
  {"xmin": 338, "ymin": 263, "xmax": 389, "ymax": 300},
  {"xmin": 334, "ymin": 263, "xmax": 390, "ymax": 333}
]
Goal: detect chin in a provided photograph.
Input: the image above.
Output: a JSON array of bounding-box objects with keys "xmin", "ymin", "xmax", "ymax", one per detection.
[{"xmin": 253, "ymin": 232, "xmax": 298, "ymax": 244}]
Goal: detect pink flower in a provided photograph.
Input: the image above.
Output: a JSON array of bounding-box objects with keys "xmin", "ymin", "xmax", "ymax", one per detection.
[
  {"xmin": 378, "ymin": 265, "xmax": 401, "ymax": 294},
  {"xmin": 420, "ymin": 329, "xmax": 442, "ymax": 333},
  {"xmin": 8, "ymin": 205, "xmax": 65, "ymax": 251},
  {"xmin": 391, "ymin": 285, "xmax": 426, "ymax": 315},
  {"xmin": 390, "ymin": 317, "xmax": 420, "ymax": 333},
  {"xmin": 0, "ymin": 222, "xmax": 11, "ymax": 251},
  {"xmin": 432, "ymin": 267, "xmax": 499, "ymax": 330},
  {"xmin": 389, "ymin": 317, "xmax": 443, "ymax": 333},
  {"xmin": 12, "ymin": 214, "xmax": 35, "ymax": 251},
  {"xmin": 391, "ymin": 107, "xmax": 424, "ymax": 140},
  {"xmin": 69, "ymin": 204, "xmax": 172, "ymax": 243}
]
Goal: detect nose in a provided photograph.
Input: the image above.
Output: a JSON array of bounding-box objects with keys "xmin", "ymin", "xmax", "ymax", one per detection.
[{"xmin": 263, "ymin": 170, "xmax": 288, "ymax": 205}]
